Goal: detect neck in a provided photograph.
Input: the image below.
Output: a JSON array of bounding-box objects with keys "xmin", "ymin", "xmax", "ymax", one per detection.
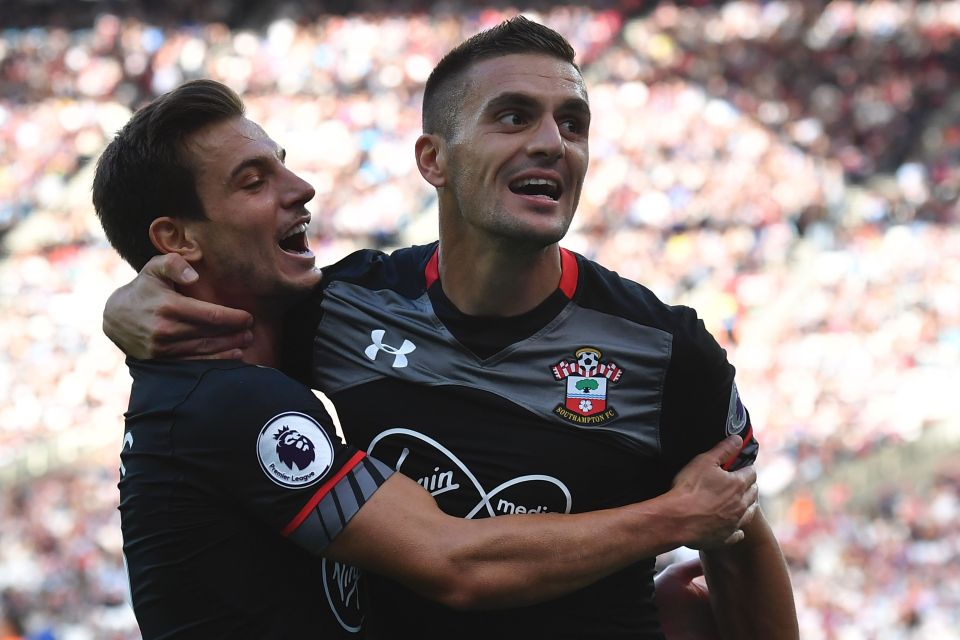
[
  {"xmin": 437, "ymin": 231, "xmax": 562, "ymax": 317},
  {"xmin": 180, "ymin": 279, "xmax": 285, "ymax": 368},
  {"xmin": 239, "ymin": 319, "xmax": 283, "ymax": 368}
]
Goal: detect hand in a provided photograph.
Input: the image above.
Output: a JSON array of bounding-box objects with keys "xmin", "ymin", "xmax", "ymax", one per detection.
[
  {"xmin": 655, "ymin": 557, "xmax": 721, "ymax": 640},
  {"xmin": 668, "ymin": 435, "xmax": 759, "ymax": 549},
  {"xmin": 102, "ymin": 253, "xmax": 254, "ymax": 359}
]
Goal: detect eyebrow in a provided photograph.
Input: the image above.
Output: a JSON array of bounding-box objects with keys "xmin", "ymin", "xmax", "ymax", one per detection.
[
  {"xmin": 481, "ymin": 92, "xmax": 591, "ymax": 119},
  {"xmin": 226, "ymin": 147, "xmax": 286, "ymax": 184}
]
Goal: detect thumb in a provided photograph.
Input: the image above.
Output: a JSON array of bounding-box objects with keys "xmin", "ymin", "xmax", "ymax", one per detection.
[
  {"xmin": 146, "ymin": 253, "xmax": 198, "ymax": 286},
  {"xmin": 709, "ymin": 435, "xmax": 743, "ymax": 466}
]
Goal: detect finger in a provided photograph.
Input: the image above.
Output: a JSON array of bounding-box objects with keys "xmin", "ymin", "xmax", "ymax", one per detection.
[
  {"xmin": 731, "ymin": 464, "xmax": 758, "ymax": 487},
  {"xmin": 143, "ymin": 253, "xmax": 198, "ymax": 286},
  {"xmin": 184, "ymin": 348, "xmax": 246, "ymax": 361},
  {"xmin": 706, "ymin": 435, "xmax": 742, "ymax": 466},
  {"xmin": 152, "ymin": 331, "xmax": 253, "ymax": 358},
  {"xmin": 722, "ymin": 529, "xmax": 744, "ymax": 545},
  {"xmin": 162, "ymin": 297, "xmax": 254, "ymax": 331},
  {"xmin": 744, "ymin": 482, "xmax": 759, "ymax": 506},
  {"xmin": 737, "ymin": 501, "xmax": 759, "ymax": 529}
]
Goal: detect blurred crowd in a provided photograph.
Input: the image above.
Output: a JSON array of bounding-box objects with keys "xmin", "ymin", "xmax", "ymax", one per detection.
[
  {"xmin": 0, "ymin": 467, "xmax": 134, "ymax": 640},
  {"xmin": 779, "ymin": 467, "xmax": 960, "ymax": 639},
  {"xmin": 1, "ymin": 1, "xmax": 958, "ymax": 638}
]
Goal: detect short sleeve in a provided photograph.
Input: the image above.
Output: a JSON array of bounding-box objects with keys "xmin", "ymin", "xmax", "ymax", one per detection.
[
  {"xmin": 172, "ymin": 364, "xmax": 394, "ymax": 554},
  {"xmin": 659, "ymin": 306, "xmax": 759, "ymax": 475}
]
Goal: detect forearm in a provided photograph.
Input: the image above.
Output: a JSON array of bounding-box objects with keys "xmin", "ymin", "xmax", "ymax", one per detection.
[
  {"xmin": 326, "ymin": 474, "xmax": 693, "ymax": 610},
  {"xmin": 326, "ymin": 436, "xmax": 755, "ymax": 610},
  {"xmin": 433, "ymin": 492, "xmax": 699, "ymax": 608},
  {"xmin": 700, "ymin": 510, "xmax": 798, "ymax": 640}
]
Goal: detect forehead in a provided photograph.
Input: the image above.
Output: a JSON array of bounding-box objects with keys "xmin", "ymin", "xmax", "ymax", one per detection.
[
  {"xmin": 461, "ymin": 53, "xmax": 587, "ymax": 111},
  {"xmin": 183, "ymin": 116, "xmax": 277, "ymax": 181}
]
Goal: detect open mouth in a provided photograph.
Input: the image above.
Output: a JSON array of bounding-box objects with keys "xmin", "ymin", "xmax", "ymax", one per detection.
[
  {"xmin": 279, "ymin": 221, "xmax": 312, "ymax": 255},
  {"xmin": 509, "ymin": 177, "xmax": 562, "ymax": 202}
]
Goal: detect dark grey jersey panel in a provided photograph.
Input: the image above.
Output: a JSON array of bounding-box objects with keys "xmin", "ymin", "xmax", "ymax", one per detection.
[{"xmin": 314, "ymin": 280, "xmax": 674, "ymax": 455}]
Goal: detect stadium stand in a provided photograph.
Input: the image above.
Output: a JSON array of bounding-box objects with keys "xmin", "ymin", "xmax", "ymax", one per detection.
[{"xmin": 1, "ymin": 1, "xmax": 958, "ymax": 637}]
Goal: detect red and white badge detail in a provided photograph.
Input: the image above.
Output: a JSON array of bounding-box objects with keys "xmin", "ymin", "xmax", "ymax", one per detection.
[
  {"xmin": 551, "ymin": 347, "xmax": 623, "ymax": 426},
  {"xmin": 257, "ymin": 412, "xmax": 334, "ymax": 489}
]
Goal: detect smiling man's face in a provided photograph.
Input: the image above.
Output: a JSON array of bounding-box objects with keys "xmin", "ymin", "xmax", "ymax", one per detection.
[
  {"xmin": 440, "ymin": 53, "xmax": 590, "ymax": 250},
  {"xmin": 182, "ymin": 116, "xmax": 321, "ymax": 303}
]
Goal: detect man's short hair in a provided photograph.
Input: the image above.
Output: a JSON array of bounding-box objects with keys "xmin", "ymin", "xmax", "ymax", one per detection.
[
  {"xmin": 93, "ymin": 79, "xmax": 245, "ymax": 270},
  {"xmin": 422, "ymin": 16, "xmax": 578, "ymax": 140}
]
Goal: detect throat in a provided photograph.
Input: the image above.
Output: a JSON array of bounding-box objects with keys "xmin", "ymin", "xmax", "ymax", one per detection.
[
  {"xmin": 437, "ymin": 246, "xmax": 563, "ymax": 317},
  {"xmin": 241, "ymin": 322, "xmax": 283, "ymax": 368}
]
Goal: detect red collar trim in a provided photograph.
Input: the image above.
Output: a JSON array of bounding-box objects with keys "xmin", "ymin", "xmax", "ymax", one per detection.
[
  {"xmin": 423, "ymin": 246, "xmax": 579, "ymax": 299},
  {"xmin": 424, "ymin": 245, "xmax": 440, "ymax": 288},
  {"xmin": 558, "ymin": 247, "xmax": 578, "ymax": 299}
]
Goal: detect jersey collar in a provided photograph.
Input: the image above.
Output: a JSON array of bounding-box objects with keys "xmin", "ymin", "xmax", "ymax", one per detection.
[{"xmin": 424, "ymin": 245, "xmax": 579, "ymax": 300}]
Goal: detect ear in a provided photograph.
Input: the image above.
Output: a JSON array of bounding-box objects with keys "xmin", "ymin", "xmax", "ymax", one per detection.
[
  {"xmin": 148, "ymin": 217, "xmax": 203, "ymax": 262},
  {"xmin": 415, "ymin": 133, "xmax": 447, "ymax": 188}
]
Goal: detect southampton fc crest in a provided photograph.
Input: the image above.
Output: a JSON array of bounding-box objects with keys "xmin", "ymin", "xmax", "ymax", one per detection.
[{"xmin": 551, "ymin": 348, "xmax": 623, "ymax": 426}]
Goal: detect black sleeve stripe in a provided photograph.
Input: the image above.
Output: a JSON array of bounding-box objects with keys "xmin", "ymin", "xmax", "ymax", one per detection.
[
  {"xmin": 317, "ymin": 492, "xmax": 346, "ymax": 544},
  {"xmin": 287, "ymin": 506, "xmax": 333, "ymax": 553},
  {"xmin": 365, "ymin": 456, "xmax": 392, "ymax": 485},
  {"xmin": 287, "ymin": 487, "xmax": 346, "ymax": 555},
  {"xmin": 331, "ymin": 486, "xmax": 347, "ymax": 526},
  {"xmin": 333, "ymin": 481, "xmax": 360, "ymax": 522},
  {"xmin": 353, "ymin": 463, "xmax": 380, "ymax": 499},
  {"xmin": 284, "ymin": 456, "xmax": 396, "ymax": 555},
  {"xmin": 316, "ymin": 504, "xmax": 333, "ymax": 542},
  {"xmin": 346, "ymin": 471, "xmax": 365, "ymax": 509}
]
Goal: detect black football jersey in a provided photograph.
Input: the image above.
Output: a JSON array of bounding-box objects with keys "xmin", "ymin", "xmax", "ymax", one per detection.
[
  {"xmin": 119, "ymin": 359, "xmax": 393, "ymax": 639},
  {"xmin": 284, "ymin": 242, "xmax": 757, "ymax": 639}
]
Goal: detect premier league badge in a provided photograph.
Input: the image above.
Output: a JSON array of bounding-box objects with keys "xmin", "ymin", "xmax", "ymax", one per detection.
[
  {"xmin": 256, "ymin": 412, "xmax": 334, "ymax": 489},
  {"xmin": 551, "ymin": 347, "xmax": 623, "ymax": 426}
]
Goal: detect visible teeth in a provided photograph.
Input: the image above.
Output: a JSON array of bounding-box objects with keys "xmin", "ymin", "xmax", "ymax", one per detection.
[
  {"xmin": 515, "ymin": 178, "xmax": 558, "ymax": 189},
  {"xmin": 282, "ymin": 222, "xmax": 308, "ymax": 239}
]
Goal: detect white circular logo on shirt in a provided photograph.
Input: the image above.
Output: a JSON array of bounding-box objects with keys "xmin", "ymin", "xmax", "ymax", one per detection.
[{"xmin": 257, "ymin": 412, "xmax": 334, "ymax": 489}]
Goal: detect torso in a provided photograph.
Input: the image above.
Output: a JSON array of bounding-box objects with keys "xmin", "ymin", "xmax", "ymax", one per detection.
[
  {"xmin": 119, "ymin": 359, "xmax": 387, "ymax": 639},
  {"xmin": 287, "ymin": 243, "xmax": 757, "ymax": 639}
]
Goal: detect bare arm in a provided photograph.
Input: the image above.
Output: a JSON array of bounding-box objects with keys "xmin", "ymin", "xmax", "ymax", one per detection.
[
  {"xmin": 103, "ymin": 253, "xmax": 254, "ymax": 359},
  {"xmin": 325, "ymin": 435, "xmax": 758, "ymax": 610},
  {"xmin": 700, "ymin": 509, "xmax": 799, "ymax": 639}
]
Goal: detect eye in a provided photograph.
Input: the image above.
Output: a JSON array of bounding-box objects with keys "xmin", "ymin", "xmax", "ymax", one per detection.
[
  {"xmin": 242, "ymin": 178, "xmax": 265, "ymax": 191},
  {"xmin": 560, "ymin": 117, "xmax": 587, "ymax": 136},
  {"xmin": 498, "ymin": 112, "xmax": 527, "ymax": 127}
]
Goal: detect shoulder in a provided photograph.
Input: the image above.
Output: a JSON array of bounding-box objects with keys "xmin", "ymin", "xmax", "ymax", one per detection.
[
  {"xmin": 282, "ymin": 244, "xmax": 437, "ymax": 380},
  {"xmin": 320, "ymin": 243, "xmax": 437, "ymax": 297},
  {"xmin": 570, "ymin": 252, "xmax": 715, "ymax": 354},
  {"xmin": 127, "ymin": 358, "xmax": 254, "ymax": 415},
  {"xmin": 187, "ymin": 363, "xmax": 327, "ymax": 420},
  {"xmin": 130, "ymin": 360, "xmax": 336, "ymax": 442}
]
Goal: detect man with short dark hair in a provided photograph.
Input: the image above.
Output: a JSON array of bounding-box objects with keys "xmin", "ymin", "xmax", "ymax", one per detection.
[{"xmin": 95, "ymin": 77, "xmax": 759, "ymax": 639}]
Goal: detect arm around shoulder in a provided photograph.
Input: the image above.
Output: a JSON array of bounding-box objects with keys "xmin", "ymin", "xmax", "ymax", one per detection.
[
  {"xmin": 321, "ymin": 435, "xmax": 758, "ymax": 610},
  {"xmin": 322, "ymin": 472, "xmax": 682, "ymax": 610}
]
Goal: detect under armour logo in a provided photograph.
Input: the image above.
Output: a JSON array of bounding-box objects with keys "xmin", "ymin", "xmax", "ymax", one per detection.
[
  {"xmin": 364, "ymin": 329, "xmax": 416, "ymax": 368},
  {"xmin": 119, "ymin": 431, "xmax": 133, "ymax": 477}
]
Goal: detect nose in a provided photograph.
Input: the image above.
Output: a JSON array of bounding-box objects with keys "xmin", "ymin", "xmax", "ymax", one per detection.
[
  {"xmin": 280, "ymin": 166, "xmax": 316, "ymax": 209},
  {"xmin": 525, "ymin": 116, "xmax": 564, "ymax": 161}
]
